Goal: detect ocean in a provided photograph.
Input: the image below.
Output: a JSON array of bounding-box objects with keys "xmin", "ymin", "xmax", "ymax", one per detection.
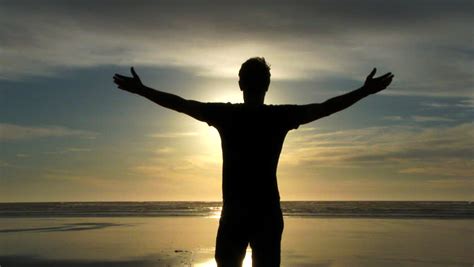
[
  {"xmin": 1, "ymin": 201, "xmax": 472, "ymax": 218},
  {"xmin": 1, "ymin": 201, "xmax": 473, "ymax": 266}
]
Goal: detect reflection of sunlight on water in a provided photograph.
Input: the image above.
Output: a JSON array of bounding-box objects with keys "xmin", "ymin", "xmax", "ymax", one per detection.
[
  {"xmin": 208, "ymin": 206, "xmax": 222, "ymax": 219},
  {"xmin": 195, "ymin": 249, "xmax": 252, "ymax": 267}
]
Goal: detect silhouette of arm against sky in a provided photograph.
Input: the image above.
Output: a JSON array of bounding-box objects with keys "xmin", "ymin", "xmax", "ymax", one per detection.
[
  {"xmin": 113, "ymin": 67, "xmax": 208, "ymax": 122},
  {"xmin": 296, "ymin": 68, "xmax": 394, "ymax": 125},
  {"xmin": 113, "ymin": 67, "xmax": 393, "ymax": 126}
]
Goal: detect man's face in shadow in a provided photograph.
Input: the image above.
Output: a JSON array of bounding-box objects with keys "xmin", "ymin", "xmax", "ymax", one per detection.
[{"xmin": 238, "ymin": 57, "xmax": 271, "ymax": 106}]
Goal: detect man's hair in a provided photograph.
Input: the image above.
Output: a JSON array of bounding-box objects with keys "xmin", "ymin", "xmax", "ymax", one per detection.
[{"xmin": 239, "ymin": 57, "xmax": 271, "ymax": 92}]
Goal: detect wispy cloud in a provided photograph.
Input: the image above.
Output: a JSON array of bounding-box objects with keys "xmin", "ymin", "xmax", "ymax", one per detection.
[
  {"xmin": 456, "ymin": 98, "xmax": 474, "ymax": 108},
  {"xmin": 421, "ymin": 102, "xmax": 452, "ymax": 109},
  {"xmin": 383, "ymin": 115, "xmax": 456, "ymax": 122},
  {"xmin": 154, "ymin": 147, "xmax": 175, "ymax": 154},
  {"xmin": 384, "ymin": 116, "xmax": 403, "ymax": 121},
  {"xmin": 399, "ymin": 164, "xmax": 472, "ymax": 178},
  {"xmin": 149, "ymin": 132, "xmax": 199, "ymax": 139},
  {"xmin": 0, "ymin": 123, "xmax": 97, "ymax": 141},
  {"xmin": 282, "ymin": 123, "xmax": 474, "ymax": 177},
  {"xmin": 425, "ymin": 177, "xmax": 474, "ymax": 189},
  {"xmin": 411, "ymin": 116, "xmax": 454, "ymax": 122},
  {"xmin": 0, "ymin": 160, "xmax": 11, "ymax": 167},
  {"xmin": 43, "ymin": 147, "xmax": 93, "ymax": 155},
  {"xmin": 66, "ymin": 147, "xmax": 92, "ymax": 152}
]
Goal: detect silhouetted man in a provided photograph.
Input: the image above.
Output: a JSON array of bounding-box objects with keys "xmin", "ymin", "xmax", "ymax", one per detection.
[{"xmin": 113, "ymin": 57, "xmax": 393, "ymax": 266}]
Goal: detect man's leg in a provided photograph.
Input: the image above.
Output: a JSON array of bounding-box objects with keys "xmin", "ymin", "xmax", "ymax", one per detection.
[
  {"xmin": 215, "ymin": 216, "xmax": 249, "ymax": 267},
  {"xmin": 249, "ymin": 212, "xmax": 284, "ymax": 267}
]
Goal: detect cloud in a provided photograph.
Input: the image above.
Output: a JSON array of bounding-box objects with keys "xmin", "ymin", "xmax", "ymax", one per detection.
[
  {"xmin": 425, "ymin": 177, "xmax": 474, "ymax": 189},
  {"xmin": 399, "ymin": 165, "xmax": 472, "ymax": 178},
  {"xmin": 282, "ymin": 123, "xmax": 474, "ymax": 177},
  {"xmin": 0, "ymin": 160, "xmax": 11, "ymax": 167},
  {"xmin": 43, "ymin": 147, "xmax": 92, "ymax": 155},
  {"xmin": 456, "ymin": 98, "xmax": 474, "ymax": 108},
  {"xmin": 0, "ymin": 123, "xmax": 97, "ymax": 141},
  {"xmin": 154, "ymin": 147, "xmax": 175, "ymax": 154},
  {"xmin": 411, "ymin": 116, "xmax": 454, "ymax": 122},
  {"xmin": 149, "ymin": 132, "xmax": 199, "ymax": 138},
  {"xmin": 384, "ymin": 116, "xmax": 403, "ymax": 121},
  {"xmin": 41, "ymin": 169, "xmax": 125, "ymax": 190},
  {"xmin": 382, "ymin": 115, "xmax": 456, "ymax": 122},
  {"xmin": 0, "ymin": 1, "xmax": 472, "ymax": 97},
  {"xmin": 421, "ymin": 102, "xmax": 452, "ymax": 109},
  {"xmin": 66, "ymin": 147, "xmax": 92, "ymax": 152}
]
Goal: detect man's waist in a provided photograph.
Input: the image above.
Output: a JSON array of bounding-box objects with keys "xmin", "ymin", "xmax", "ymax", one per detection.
[
  {"xmin": 221, "ymin": 200, "xmax": 282, "ymax": 218},
  {"xmin": 223, "ymin": 197, "xmax": 281, "ymax": 210}
]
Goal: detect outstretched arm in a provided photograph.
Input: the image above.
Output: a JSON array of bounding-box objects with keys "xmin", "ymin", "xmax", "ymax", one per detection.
[
  {"xmin": 298, "ymin": 68, "xmax": 394, "ymax": 124},
  {"xmin": 113, "ymin": 67, "xmax": 206, "ymax": 121}
]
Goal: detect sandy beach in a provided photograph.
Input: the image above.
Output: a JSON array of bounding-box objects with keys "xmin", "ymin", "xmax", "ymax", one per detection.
[{"xmin": 1, "ymin": 216, "xmax": 472, "ymax": 266}]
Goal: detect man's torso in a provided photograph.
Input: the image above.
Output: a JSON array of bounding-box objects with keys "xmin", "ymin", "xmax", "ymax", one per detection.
[{"xmin": 201, "ymin": 103, "xmax": 302, "ymax": 212}]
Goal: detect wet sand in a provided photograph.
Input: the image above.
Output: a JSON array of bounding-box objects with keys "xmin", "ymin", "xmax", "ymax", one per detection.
[{"xmin": 1, "ymin": 217, "xmax": 472, "ymax": 266}]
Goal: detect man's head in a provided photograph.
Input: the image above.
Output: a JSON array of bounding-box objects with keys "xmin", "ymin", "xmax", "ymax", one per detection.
[{"xmin": 239, "ymin": 57, "xmax": 271, "ymax": 105}]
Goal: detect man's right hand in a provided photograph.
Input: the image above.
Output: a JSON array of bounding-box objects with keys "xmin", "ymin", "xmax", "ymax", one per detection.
[{"xmin": 113, "ymin": 67, "xmax": 145, "ymax": 94}]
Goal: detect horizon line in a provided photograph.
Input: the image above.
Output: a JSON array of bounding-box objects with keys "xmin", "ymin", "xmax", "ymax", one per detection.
[{"xmin": 0, "ymin": 199, "xmax": 472, "ymax": 204}]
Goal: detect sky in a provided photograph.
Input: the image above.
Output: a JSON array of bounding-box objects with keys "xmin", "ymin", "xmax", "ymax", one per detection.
[{"xmin": 0, "ymin": 0, "xmax": 473, "ymax": 202}]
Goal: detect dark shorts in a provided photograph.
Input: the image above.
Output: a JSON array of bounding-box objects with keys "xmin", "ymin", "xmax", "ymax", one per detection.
[{"xmin": 215, "ymin": 208, "xmax": 284, "ymax": 267}]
